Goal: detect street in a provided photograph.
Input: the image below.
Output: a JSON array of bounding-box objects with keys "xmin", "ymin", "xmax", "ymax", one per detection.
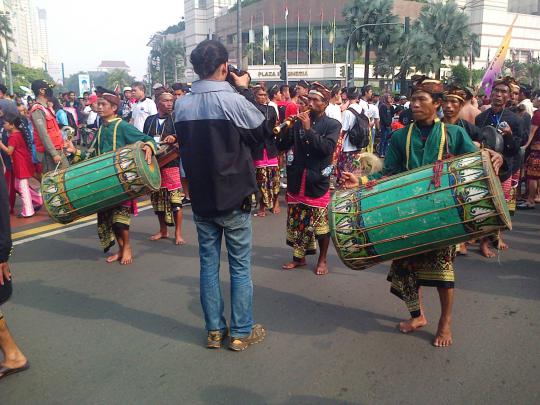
[{"xmin": 1, "ymin": 199, "xmax": 539, "ymax": 404}]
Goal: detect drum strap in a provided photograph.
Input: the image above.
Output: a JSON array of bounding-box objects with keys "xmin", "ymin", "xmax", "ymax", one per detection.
[
  {"xmin": 96, "ymin": 119, "xmax": 122, "ymax": 155},
  {"xmin": 405, "ymin": 119, "xmax": 447, "ymax": 170}
]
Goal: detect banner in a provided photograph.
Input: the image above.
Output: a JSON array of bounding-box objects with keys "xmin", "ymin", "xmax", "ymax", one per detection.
[
  {"xmin": 480, "ymin": 16, "xmax": 517, "ymax": 97},
  {"xmin": 78, "ymin": 74, "xmax": 91, "ymax": 97}
]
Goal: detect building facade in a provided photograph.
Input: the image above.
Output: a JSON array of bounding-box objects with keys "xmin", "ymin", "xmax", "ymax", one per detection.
[
  {"xmin": 96, "ymin": 61, "xmax": 131, "ymax": 73},
  {"xmin": 457, "ymin": 0, "xmax": 540, "ymax": 68},
  {"xmin": 183, "ymin": 0, "xmax": 236, "ymax": 80},
  {"xmin": 1, "ymin": 0, "xmax": 49, "ymax": 70}
]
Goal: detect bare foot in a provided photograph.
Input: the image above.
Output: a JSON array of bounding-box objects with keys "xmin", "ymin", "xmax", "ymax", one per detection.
[
  {"xmin": 120, "ymin": 246, "xmax": 133, "ymax": 265},
  {"xmin": 254, "ymin": 210, "xmax": 266, "ymax": 217},
  {"xmin": 175, "ymin": 235, "xmax": 186, "ymax": 245},
  {"xmin": 282, "ymin": 260, "xmax": 306, "ymax": 270},
  {"xmin": 272, "ymin": 205, "xmax": 281, "ymax": 215},
  {"xmin": 457, "ymin": 243, "xmax": 468, "ymax": 256},
  {"xmin": 480, "ymin": 239, "xmax": 496, "ymax": 258},
  {"xmin": 315, "ymin": 261, "xmax": 328, "ymax": 275},
  {"xmin": 150, "ymin": 232, "xmax": 168, "ymax": 241},
  {"xmin": 433, "ymin": 318, "xmax": 453, "ymax": 347},
  {"xmin": 398, "ymin": 315, "xmax": 428, "ymax": 333},
  {"xmin": 498, "ymin": 239, "xmax": 508, "ymax": 250},
  {"xmin": 105, "ymin": 253, "xmax": 121, "ymax": 263}
]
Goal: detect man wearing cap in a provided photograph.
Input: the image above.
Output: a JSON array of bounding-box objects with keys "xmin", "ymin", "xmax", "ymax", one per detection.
[
  {"xmin": 119, "ymin": 87, "xmax": 133, "ymax": 122},
  {"xmin": 277, "ymin": 82, "xmax": 341, "ymax": 276},
  {"xmin": 29, "ymin": 80, "xmax": 69, "ymax": 173},
  {"xmin": 342, "ymin": 77, "xmax": 502, "ymax": 347},
  {"xmin": 70, "ymin": 92, "xmax": 157, "ymax": 265}
]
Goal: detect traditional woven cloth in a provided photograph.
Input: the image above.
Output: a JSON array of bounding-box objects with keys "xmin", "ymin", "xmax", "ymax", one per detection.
[
  {"xmin": 526, "ymin": 150, "xmax": 540, "ymax": 180},
  {"xmin": 286, "ymin": 203, "xmax": 330, "ymax": 260},
  {"xmin": 387, "ymin": 247, "xmax": 456, "ymax": 318},
  {"xmin": 256, "ymin": 166, "xmax": 280, "ymax": 209},
  {"xmin": 151, "ymin": 188, "xmax": 183, "ymax": 226},
  {"xmin": 97, "ymin": 206, "xmax": 131, "ymax": 252},
  {"xmin": 336, "ymin": 150, "xmax": 363, "ymax": 182}
]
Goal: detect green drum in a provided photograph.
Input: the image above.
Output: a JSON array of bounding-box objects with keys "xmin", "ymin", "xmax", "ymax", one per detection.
[
  {"xmin": 41, "ymin": 142, "xmax": 161, "ymax": 224},
  {"xmin": 329, "ymin": 151, "xmax": 511, "ymax": 270}
]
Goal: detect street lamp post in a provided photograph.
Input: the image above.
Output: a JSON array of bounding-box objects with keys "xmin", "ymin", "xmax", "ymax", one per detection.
[{"xmin": 345, "ymin": 22, "xmax": 403, "ymax": 87}]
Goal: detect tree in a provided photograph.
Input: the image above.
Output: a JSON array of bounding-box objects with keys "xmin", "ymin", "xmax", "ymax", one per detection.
[
  {"xmin": 107, "ymin": 69, "xmax": 135, "ymax": 91},
  {"xmin": 0, "ymin": 14, "xmax": 14, "ymax": 83},
  {"xmin": 343, "ymin": 0, "xmax": 399, "ymax": 83},
  {"xmin": 450, "ymin": 64, "xmax": 469, "ymax": 87},
  {"xmin": 410, "ymin": 0, "xmax": 477, "ymax": 79},
  {"xmin": 11, "ymin": 63, "xmax": 54, "ymax": 96},
  {"xmin": 150, "ymin": 39, "xmax": 186, "ymax": 84}
]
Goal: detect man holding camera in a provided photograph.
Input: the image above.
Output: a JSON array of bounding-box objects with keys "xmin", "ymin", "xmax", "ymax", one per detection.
[{"xmin": 174, "ymin": 40, "xmax": 266, "ymax": 351}]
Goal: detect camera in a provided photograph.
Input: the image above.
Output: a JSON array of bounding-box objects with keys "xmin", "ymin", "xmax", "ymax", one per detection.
[{"xmin": 226, "ymin": 64, "xmax": 251, "ymax": 88}]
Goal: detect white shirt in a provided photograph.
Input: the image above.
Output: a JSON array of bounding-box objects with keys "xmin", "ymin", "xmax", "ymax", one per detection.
[
  {"xmin": 341, "ymin": 103, "xmax": 363, "ymax": 152},
  {"xmin": 131, "ymin": 97, "xmax": 157, "ymax": 131},
  {"xmin": 268, "ymin": 101, "xmax": 279, "ymax": 117},
  {"xmin": 519, "ymin": 99, "xmax": 534, "ymax": 117},
  {"xmin": 366, "ymin": 103, "xmax": 380, "ymax": 121},
  {"xmin": 325, "ymin": 103, "xmax": 342, "ymax": 123}
]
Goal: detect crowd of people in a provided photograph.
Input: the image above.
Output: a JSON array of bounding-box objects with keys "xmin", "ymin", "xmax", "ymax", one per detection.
[{"xmin": 1, "ymin": 37, "xmax": 539, "ymax": 380}]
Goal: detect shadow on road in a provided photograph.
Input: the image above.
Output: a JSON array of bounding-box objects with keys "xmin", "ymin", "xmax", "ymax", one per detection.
[
  {"xmin": 10, "ymin": 279, "xmax": 203, "ymax": 346},
  {"xmin": 165, "ymin": 274, "xmax": 402, "ymax": 339}
]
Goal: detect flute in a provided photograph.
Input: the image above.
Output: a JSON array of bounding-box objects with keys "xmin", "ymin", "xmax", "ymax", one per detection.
[{"xmin": 273, "ymin": 109, "xmax": 311, "ymax": 135}]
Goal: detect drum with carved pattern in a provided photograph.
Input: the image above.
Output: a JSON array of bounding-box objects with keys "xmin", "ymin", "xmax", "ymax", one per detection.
[{"xmin": 329, "ymin": 151, "xmax": 511, "ymax": 270}]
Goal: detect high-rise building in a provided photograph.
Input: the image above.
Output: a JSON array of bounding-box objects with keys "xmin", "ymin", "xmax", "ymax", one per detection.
[
  {"xmin": 2, "ymin": 0, "xmax": 49, "ymax": 70},
  {"xmin": 457, "ymin": 0, "xmax": 540, "ymax": 68},
  {"xmin": 183, "ymin": 0, "xmax": 236, "ymax": 81}
]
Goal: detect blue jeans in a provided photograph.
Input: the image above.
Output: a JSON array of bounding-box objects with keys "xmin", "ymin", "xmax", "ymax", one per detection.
[
  {"xmin": 379, "ymin": 126, "xmax": 392, "ymax": 157},
  {"xmin": 193, "ymin": 209, "xmax": 253, "ymax": 337}
]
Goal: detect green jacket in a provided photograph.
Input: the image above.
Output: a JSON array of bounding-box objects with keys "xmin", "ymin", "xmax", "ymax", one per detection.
[{"xmin": 370, "ymin": 120, "xmax": 478, "ymax": 180}]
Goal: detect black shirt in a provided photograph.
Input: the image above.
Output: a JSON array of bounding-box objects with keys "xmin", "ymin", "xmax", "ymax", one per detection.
[{"xmin": 277, "ymin": 114, "xmax": 341, "ymax": 198}]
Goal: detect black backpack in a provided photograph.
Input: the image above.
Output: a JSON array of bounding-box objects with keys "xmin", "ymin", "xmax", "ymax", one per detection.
[
  {"xmin": 64, "ymin": 109, "xmax": 78, "ymax": 131},
  {"xmin": 346, "ymin": 107, "xmax": 370, "ymax": 149}
]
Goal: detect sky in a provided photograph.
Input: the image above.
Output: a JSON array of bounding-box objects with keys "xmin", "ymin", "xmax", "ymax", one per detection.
[{"xmin": 34, "ymin": 0, "xmax": 185, "ymax": 79}]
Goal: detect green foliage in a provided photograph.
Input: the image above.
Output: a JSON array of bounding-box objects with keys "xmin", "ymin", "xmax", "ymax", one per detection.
[
  {"xmin": 410, "ymin": 0, "xmax": 477, "ymax": 78},
  {"xmin": 163, "ymin": 20, "xmax": 185, "ymax": 35},
  {"xmin": 150, "ymin": 39, "xmax": 186, "ymax": 84},
  {"xmin": 107, "ymin": 69, "xmax": 135, "ymax": 90},
  {"xmin": 0, "ymin": 14, "xmax": 14, "ymax": 82},
  {"xmin": 503, "ymin": 59, "xmax": 540, "ymax": 89},
  {"xmin": 450, "ymin": 64, "xmax": 469, "ymax": 87},
  {"xmin": 11, "ymin": 63, "xmax": 54, "ymax": 96}
]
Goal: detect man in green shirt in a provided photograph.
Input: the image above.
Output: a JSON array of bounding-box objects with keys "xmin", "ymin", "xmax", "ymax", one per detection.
[
  {"xmin": 70, "ymin": 93, "xmax": 156, "ymax": 265},
  {"xmin": 342, "ymin": 77, "xmax": 502, "ymax": 347}
]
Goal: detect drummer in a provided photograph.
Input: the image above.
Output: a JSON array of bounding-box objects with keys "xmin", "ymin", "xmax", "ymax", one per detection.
[
  {"xmin": 70, "ymin": 92, "xmax": 157, "ymax": 265},
  {"xmin": 277, "ymin": 82, "xmax": 341, "ymax": 275},
  {"xmin": 143, "ymin": 87, "xmax": 185, "ymax": 245},
  {"xmin": 341, "ymin": 77, "xmax": 503, "ymax": 347}
]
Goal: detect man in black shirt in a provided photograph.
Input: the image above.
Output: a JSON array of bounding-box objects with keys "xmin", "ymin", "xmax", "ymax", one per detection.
[
  {"xmin": 277, "ymin": 82, "xmax": 341, "ymax": 276},
  {"xmin": 475, "ymin": 77, "xmax": 524, "ymax": 257}
]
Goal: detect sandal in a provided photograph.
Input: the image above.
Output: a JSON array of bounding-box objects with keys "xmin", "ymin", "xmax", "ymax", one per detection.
[{"xmin": 0, "ymin": 361, "xmax": 30, "ymax": 380}]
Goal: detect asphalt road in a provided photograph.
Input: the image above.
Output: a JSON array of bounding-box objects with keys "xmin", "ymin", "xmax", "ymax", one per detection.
[{"xmin": 1, "ymin": 200, "xmax": 539, "ymax": 404}]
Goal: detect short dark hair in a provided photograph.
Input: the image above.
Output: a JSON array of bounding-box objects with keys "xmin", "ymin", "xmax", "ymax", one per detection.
[
  {"xmin": 520, "ymin": 85, "xmax": 532, "ymax": 99},
  {"xmin": 0, "ymin": 83, "xmax": 7, "ymax": 95},
  {"xmin": 132, "ymin": 81, "xmax": 146, "ymax": 93},
  {"xmin": 190, "ymin": 39, "xmax": 228, "ymax": 79},
  {"xmin": 289, "ymin": 85, "xmax": 298, "ymax": 99},
  {"xmin": 361, "ymin": 85, "xmax": 373, "ymax": 96},
  {"xmin": 171, "ymin": 83, "xmax": 183, "ymax": 91},
  {"xmin": 280, "ymin": 84, "xmax": 289, "ymax": 93},
  {"xmin": 269, "ymin": 85, "xmax": 280, "ymax": 100},
  {"xmin": 346, "ymin": 87, "xmax": 359, "ymax": 100}
]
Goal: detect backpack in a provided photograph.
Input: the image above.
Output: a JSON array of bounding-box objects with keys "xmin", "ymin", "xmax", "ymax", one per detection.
[
  {"xmin": 346, "ymin": 107, "xmax": 370, "ymax": 149},
  {"xmin": 64, "ymin": 109, "xmax": 78, "ymax": 130}
]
